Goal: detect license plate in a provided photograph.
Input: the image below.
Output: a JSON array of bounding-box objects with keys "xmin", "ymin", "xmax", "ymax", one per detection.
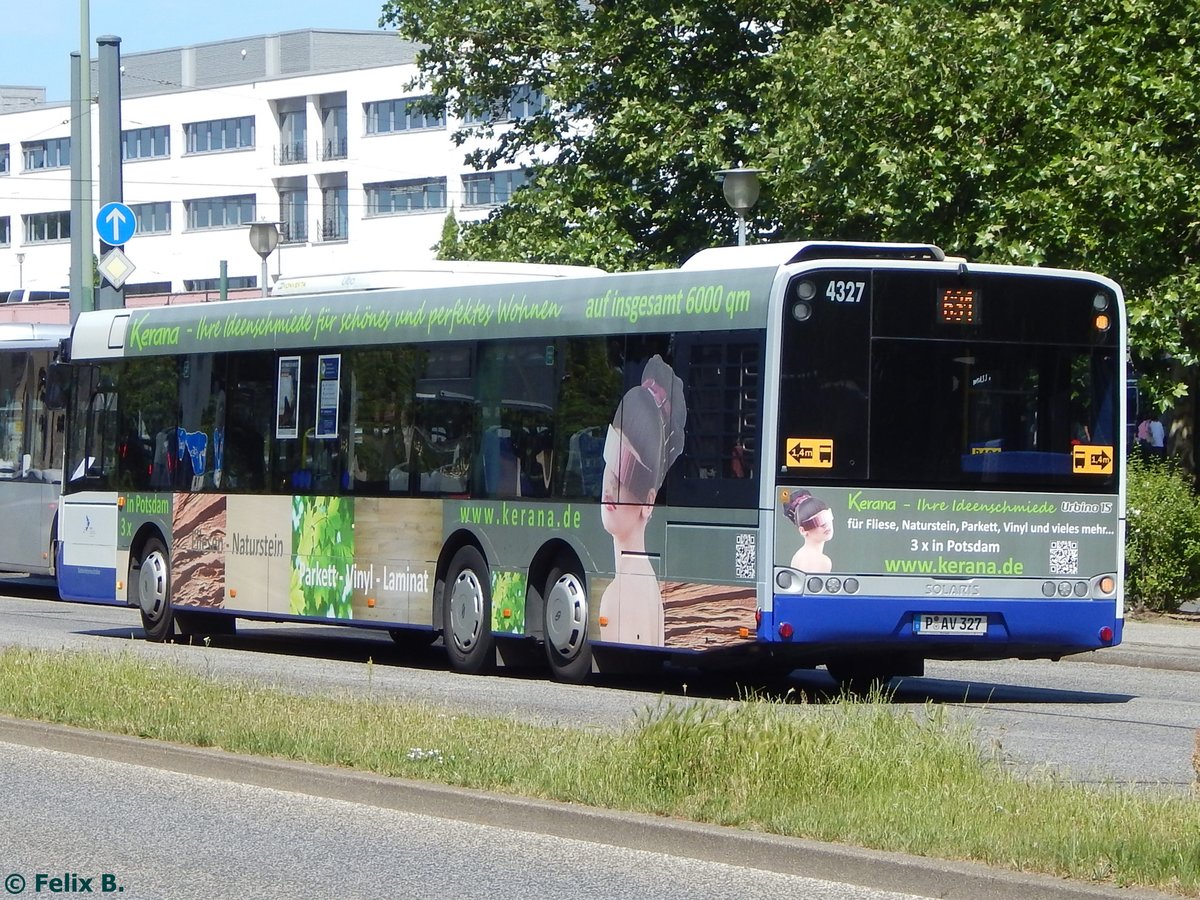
[{"xmin": 913, "ymin": 614, "xmax": 987, "ymax": 635}]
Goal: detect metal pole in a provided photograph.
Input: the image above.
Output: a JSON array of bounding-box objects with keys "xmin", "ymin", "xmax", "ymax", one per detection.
[
  {"xmin": 96, "ymin": 35, "xmax": 124, "ymax": 310},
  {"xmin": 69, "ymin": 49, "xmax": 93, "ymax": 321},
  {"xmin": 737, "ymin": 213, "xmax": 747, "ymax": 247},
  {"xmin": 261, "ymin": 258, "xmax": 269, "ymax": 297},
  {"xmin": 78, "ymin": 2, "xmax": 94, "ymax": 315}
]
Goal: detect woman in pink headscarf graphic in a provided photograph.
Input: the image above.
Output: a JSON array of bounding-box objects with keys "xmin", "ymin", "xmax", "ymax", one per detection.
[{"xmin": 783, "ymin": 490, "xmax": 834, "ymax": 573}]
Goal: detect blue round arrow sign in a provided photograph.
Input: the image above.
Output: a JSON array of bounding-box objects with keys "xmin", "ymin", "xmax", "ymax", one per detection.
[{"xmin": 96, "ymin": 201, "xmax": 137, "ymax": 245}]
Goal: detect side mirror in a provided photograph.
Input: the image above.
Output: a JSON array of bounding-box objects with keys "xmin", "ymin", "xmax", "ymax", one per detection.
[{"xmin": 44, "ymin": 362, "xmax": 71, "ymax": 411}]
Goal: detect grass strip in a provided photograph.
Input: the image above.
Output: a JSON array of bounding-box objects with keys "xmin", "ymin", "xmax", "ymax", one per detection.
[{"xmin": 1, "ymin": 646, "xmax": 1197, "ymax": 895}]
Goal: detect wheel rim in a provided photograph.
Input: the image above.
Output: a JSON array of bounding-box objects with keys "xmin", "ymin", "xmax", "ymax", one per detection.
[
  {"xmin": 137, "ymin": 549, "xmax": 170, "ymax": 622},
  {"xmin": 449, "ymin": 568, "xmax": 485, "ymax": 652},
  {"xmin": 545, "ymin": 572, "xmax": 586, "ymax": 660}
]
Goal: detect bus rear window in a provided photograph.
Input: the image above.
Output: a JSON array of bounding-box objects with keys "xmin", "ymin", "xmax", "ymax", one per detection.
[{"xmin": 778, "ymin": 268, "xmax": 1119, "ymax": 490}]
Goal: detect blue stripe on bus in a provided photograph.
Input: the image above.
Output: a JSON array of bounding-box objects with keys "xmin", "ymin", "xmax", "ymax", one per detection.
[
  {"xmin": 57, "ymin": 565, "xmax": 120, "ymax": 604},
  {"xmin": 763, "ymin": 594, "xmax": 1123, "ymax": 651}
]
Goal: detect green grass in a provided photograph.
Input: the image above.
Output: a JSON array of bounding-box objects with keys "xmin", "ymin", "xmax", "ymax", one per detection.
[{"xmin": 1, "ymin": 647, "xmax": 1198, "ymax": 895}]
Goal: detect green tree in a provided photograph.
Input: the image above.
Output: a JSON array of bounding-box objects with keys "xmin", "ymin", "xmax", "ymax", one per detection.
[
  {"xmin": 384, "ymin": 0, "xmax": 1200, "ymax": 416},
  {"xmin": 757, "ymin": 0, "xmax": 1200, "ymax": 412},
  {"xmin": 436, "ymin": 206, "xmax": 463, "ymax": 260},
  {"xmin": 380, "ymin": 0, "xmax": 813, "ymax": 270}
]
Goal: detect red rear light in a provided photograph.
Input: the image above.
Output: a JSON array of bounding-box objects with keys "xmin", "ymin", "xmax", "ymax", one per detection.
[
  {"xmin": 1099, "ymin": 626, "xmax": 1114, "ymax": 643},
  {"xmin": 778, "ymin": 622, "xmax": 794, "ymax": 639},
  {"xmin": 754, "ymin": 609, "xmax": 762, "ymax": 625}
]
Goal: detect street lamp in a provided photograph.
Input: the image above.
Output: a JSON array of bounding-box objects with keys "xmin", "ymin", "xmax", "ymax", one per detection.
[
  {"xmin": 248, "ymin": 220, "xmax": 281, "ymax": 297},
  {"xmin": 716, "ymin": 167, "xmax": 762, "ymax": 247},
  {"xmin": 15, "ymin": 254, "xmax": 24, "ymax": 289}
]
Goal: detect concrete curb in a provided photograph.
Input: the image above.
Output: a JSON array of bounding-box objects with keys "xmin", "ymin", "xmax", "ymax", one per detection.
[
  {"xmin": 1078, "ymin": 646, "xmax": 1200, "ymax": 673},
  {"xmin": 0, "ymin": 716, "xmax": 1180, "ymax": 900}
]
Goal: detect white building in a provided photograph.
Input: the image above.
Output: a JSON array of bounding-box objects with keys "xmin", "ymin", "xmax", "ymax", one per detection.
[{"xmin": 0, "ymin": 29, "xmax": 535, "ymax": 303}]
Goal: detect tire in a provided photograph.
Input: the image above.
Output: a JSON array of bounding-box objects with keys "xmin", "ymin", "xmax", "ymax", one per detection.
[
  {"xmin": 132, "ymin": 538, "xmax": 174, "ymax": 643},
  {"xmin": 825, "ymin": 658, "xmax": 896, "ymax": 698},
  {"xmin": 388, "ymin": 628, "xmax": 436, "ymax": 652},
  {"xmin": 176, "ymin": 611, "xmax": 236, "ymax": 639},
  {"xmin": 442, "ymin": 546, "xmax": 495, "ymax": 674},
  {"xmin": 543, "ymin": 563, "xmax": 591, "ymax": 683}
]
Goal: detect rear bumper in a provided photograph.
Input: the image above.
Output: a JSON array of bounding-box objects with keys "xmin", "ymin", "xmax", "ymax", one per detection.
[{"xmin": 760, "ymin": 594, "xmax": 1122, "ymax": 660}]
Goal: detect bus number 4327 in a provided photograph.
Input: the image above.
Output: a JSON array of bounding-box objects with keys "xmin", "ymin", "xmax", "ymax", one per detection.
[{"xmin": 826, "ymin": 280, "xmax": 865, "ymax": 303}]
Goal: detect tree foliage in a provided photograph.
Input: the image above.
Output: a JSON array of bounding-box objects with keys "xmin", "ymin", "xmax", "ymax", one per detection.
[
  {"xmin": 759, "ymin": 0, "xmax": 1200, "ymax": 402},
  {"xmin": 382, "ymin": 0, "xmax": 1200, "ymax": 397},
  {"xmin": 381, "ymin": 0, "xmax": 809, "ymax": 269}
]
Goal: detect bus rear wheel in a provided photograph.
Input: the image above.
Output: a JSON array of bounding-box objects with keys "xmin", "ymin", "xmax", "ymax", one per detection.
[
  {"xmin": 543, "ymin": 564, "xmax": 591, "ymax": 684},
  {"xmin": 442, "ymin": 546, "xmax": 495, "ymax": 674},
  {"xmin": 825, "ymin": 658, "xmax": 898, "ymax": 698},
  {"xmin": 133, "ymin": 538, "xmax": 174, "ymax": 643}
]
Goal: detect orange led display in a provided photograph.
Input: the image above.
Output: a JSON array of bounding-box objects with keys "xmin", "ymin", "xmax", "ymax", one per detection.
[{"xmin": 940, "ymin": 287, "xmax": 976, "ymax": 324}]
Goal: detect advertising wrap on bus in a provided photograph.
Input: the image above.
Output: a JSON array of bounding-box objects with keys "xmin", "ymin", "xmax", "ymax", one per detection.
[
  {"xmin": 52, "ymin": 240, "xmax": 1127, "ymax": 686},
  {"xmin": 774, "ymin": 485, "xmax": 1118, "ymax": 587},
  {"xmin": 71, "ymin": 491, "xmax": 760, "ymax": 654},
  {"xmin": 111, "ymin": 267, "xmax": 770, "ymax": 356}
]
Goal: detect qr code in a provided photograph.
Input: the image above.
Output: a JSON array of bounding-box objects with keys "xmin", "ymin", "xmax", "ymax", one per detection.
[
  {"xmin": 735, "ymin": 533, "xmax": 756, "ymax": 580},
  {"xmin": 1049, "ymin": 540, "xmax": 1079, "ymax": 575}
]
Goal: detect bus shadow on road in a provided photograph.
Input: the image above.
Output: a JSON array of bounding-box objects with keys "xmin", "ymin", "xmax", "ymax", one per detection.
[
  {"xmin": 885, "ymin": 675, "xmax": 1134, "ymax": 705},
  {"xmin": 654, "ymin": 669, "xmax": 1138, "ymax": 707},
  {"xmin": 75, "ymin": 620, "xmax": 1137, "ymax": 707}
]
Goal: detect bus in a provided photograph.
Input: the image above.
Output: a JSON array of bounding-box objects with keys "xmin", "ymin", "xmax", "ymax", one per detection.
[
  {"xmin": 7, "ymin": 288, "xmax": 71, "ymax": 304},
  {"xmin": 51, "ymin": 241, "xmax": 1125, "ymax": 685},
  {"xmin": 0, "ymin": 323, "xmax": 69, "ymax": 578},
  {"xmin": 270, "ymin": 261, "xmax": 606, "ymax": 297}
]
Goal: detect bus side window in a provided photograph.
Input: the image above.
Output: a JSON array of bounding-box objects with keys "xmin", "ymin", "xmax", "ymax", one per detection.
[{"xmin": 667, "ymin": 332, "xmax": 763, "ymax": 508}]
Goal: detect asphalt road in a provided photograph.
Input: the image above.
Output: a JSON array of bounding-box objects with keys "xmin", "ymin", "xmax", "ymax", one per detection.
[
  {"xmin": 1, "ymin": 740, "xmax": 947, "ymax": 900},
  {"xmin": 1, "ymin": 583, "xmax": 1194, "ymax": 792},
  {"xmin": 0, "ymin": 585, "xmax": 1195, "ymax": 900}
]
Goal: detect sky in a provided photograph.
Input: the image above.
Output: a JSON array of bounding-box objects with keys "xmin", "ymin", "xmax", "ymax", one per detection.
[{"xmin": 0, "ymin": 0, "xmax": 391, "ymax": 103}]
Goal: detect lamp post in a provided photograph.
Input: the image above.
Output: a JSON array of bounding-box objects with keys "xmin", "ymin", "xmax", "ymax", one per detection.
[
  {"xmin": 15, "ymin": 254, "xmax": 24, "ymax": 289},
  {"xmin": 248, "ymin": 220, "xmax": 281, "ymax": 297},
  {"xmin": 716, "ymin": 167, "xmax": 762, "ymax": 246}
]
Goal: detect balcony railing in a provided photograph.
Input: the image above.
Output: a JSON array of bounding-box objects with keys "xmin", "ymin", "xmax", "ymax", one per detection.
[
  {"xmin": 318, "ymin": 217, "xmax": 348, "ymax": 242},
  {"xmin": 279, "ymin": 220, "xmax": 308, "ymax": 244},
  {"xmin": 319, "ymin": 137, "xmax": 348, "ymax": 161},
  {"xmin": 275, "ymin": 142, "xmax": 308, "ymax": 165}
]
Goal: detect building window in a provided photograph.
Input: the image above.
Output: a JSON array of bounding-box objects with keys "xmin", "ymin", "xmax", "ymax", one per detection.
[
  {"xmin": 130, "ymin": 201, "xmax": 171, "ymax": 235},
  {"xmin": 0, "ymin": 144, "xmax": 9, "ymax": 175},
  {"xmin": 464, "ymin": 85, "xmax": 546, "ymax": 126},
  {"xmin": 320, "ymin": 186, "xmax": 348, "ymax": 241},
  {"xmin": 124, "ymin": 281, "xmax": 172, "ymax": 297},
  {"xmin": 185, "ymin": 276, "xmax": 257, "ymax": 292},
  {"xmin": 0, "ymin": 217, "xmax": 9, "ymax": 246},
  {"xmin": 122, "ymin": 125, "xmax": 170, "ymax": 161},
  {"xmin": 320, "ymin": 104, "xmax": 347, "ymax": 160},
  {"xmin": 366, "ymin": 178, "xmax": 447, "ymax": 216},
  {"xmin": 278, "ymin": 108, "xmax": 307, "ymax": 164},
  {"xmin": 22, "ymin": 137, "xmax": 70, "ymax": 171},
  {"xmin": 279, "ymin": 188, "xmax": 308, "ymax": 243},
  {"xmin": 463, "ymin": 169, "xmax": 529, "ymax": 208},
  {"xmin": 365, "ymin": 96, "xmax": 445, "ymax": 134},
  {"xmin": 24, "ymin": 211, "xmax": 70, "ymax": 243},
  {"xmin": 508, "ymin": 85, "xmax": 545, "ymax": 119},
  {"xmin": 185, "ymin": 195, "xmax": 256, "ymax": 230},
  {"xmin": 184, "ymin": 116, "xmax": 255, "ymax": 154}
]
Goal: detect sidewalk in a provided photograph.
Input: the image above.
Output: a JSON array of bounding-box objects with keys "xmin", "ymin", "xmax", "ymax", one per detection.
[{"xmin": 1084, "ymin": 606, "xmax": 1200, "ymax": 672}]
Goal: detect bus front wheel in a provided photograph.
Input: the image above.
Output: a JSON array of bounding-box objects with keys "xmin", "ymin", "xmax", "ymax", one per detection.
[
  {"xmin": 133, "ymin": 538, "xmax": 174, "ymax": 643},
  {"xmin": 442, "ymin": 546, "xmax": 495, "ymax": 674},
  {"xmin": 543, "ymin": 564, "xmax": 591, "ymax": 683}
]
